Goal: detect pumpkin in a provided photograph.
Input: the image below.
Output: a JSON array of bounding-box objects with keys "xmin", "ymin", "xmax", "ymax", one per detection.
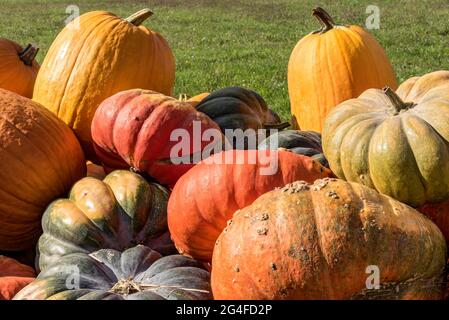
[
  {"xmin": 15, "ymin": 245, "xmax": 211, "ymax": 300},
  {"xmin": 0, "ymin": 39, "xmax": 39, "ymax": 98},
  {"xmin": 0, "ymin": 255, "xmax": 36, "ymax": 300},
  {"xmin": 37, "ymin": 170, "xmax": 175, "ymax": 271},
  {"xmin": 195, "ymin": 87, "xmax": 289, "ymax": 149},
  {"xmin": 323, "ymin": 70, "xmax": 449, "ymax": 207},
  {"xmin": 211, "ymin": 178, "xmax": 447, "ymax": 300},
  {"xmin": 0, "ymin": 89, "xmax": 85, "ymax": 251},
  {"xmin": 258, "ymin": 130, "xmax": 329, "ymax": 168},
  {"xmin": 418, "ymin": 201, "xmax": 449, "ymax": 246},
  {"xmin": 288, "ymin": 7, "xmax": 397, "ymax": 132},
  {"xmin": 168, "ymin": 149, "xmax": 333, "ymax": 262},
  {"xmin": 86, "ymin": 161, "xmax": 106, "ymax": 180},
  {"xmin": 32, "ymin": 9, "xmax": 175, "ymax": 160},
  {"xmin": 178, "ymin": 92, "xmax": 209, "ymax": 108},
  {"xmin": 91, "ymin": 89, "xmax": 222, "ymax": 187}
]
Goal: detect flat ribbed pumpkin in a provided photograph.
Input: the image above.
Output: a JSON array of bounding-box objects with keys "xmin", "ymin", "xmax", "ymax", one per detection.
[
  {"xmin": 37, "ymin": 170, "xmax": 175, "ymax": 271},
  {"xmin": 288, "ymin": 7, "xmax": 397, "ymax": 132},
  {"xmin": 323, "ymin": 70, "xmax": 449, "ymax": 207},
  {"xmin": 91, "ymin": 89, "xmax": 222, "ymax": 187},
  {"xmin": 212, "ymin": 179, "xmax": 447, "ymax": 300},
  {"xmin": 0, "ymin": 255, "xmax": 36, "ymax": 300},
  {"xmin": 0, "ymin": 89, "xmax": 85, "ymax": 251},
  {"xmin": 32, "ymin": 9, "xmax": 175, "ymax": 160},
  {"xmin": 168, "ymin": 149, "xmax": 333, "ymax": 262},
  {"xmin": 0, "ymin": 39, "xmax": 39, "ymax": 98}
]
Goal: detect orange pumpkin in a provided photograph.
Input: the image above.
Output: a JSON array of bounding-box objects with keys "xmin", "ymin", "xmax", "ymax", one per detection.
[
  {"xmin": 0, "ymin": 39, "xmax": 39, "ymax": 98},
  {"xmin": 186, "ymin": 92, "xmax": 209, "ymax": 107},
  {"xmin": 212, "ymin": 179, "xmax": 447, "ymax": 300},
  {"xmin": 419, "ymin": 201, "xmax": 449, "ymax": 246},
  {"xmin": 33, "ymin": 9, "xmax": 175, "ymax": 160},
  {"xmin": 168, "ymin": 150, "xmax": 333, "ymax": 262},
  {"xmin": 288, "ymin": 7, "xmax": 397, "ymax": 132},
  {"xmin": 0, "ymin": 89, "xmax": 86, "ymax": 251},
  {"xmin": 0, "ymin": 255, "xmax": 35, "ymax": 300}
]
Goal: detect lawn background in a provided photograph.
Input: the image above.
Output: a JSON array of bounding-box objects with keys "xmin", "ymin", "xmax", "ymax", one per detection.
[{"xmin": 1, "ymin": 0, "xmax": 448, "ymax": 120}]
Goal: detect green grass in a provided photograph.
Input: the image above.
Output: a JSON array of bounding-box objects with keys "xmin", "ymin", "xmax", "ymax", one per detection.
[{"xmin": 1, "ymin": 0, "xmax": 448, "ymax": 120}]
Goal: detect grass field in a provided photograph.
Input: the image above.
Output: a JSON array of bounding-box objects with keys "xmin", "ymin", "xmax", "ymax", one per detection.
[{"xmin": 1, "ymin": 0, "xmax": 448, "ymax": 120}]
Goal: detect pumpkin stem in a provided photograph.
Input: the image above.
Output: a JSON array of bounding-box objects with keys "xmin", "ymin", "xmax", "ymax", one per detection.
[
  {"xmin": 383, "ymin": 86, "xmax": 415, "ymax": 113},
  {"xmin": 125, "ymin": 8, "xmax": 153, "ymax": 26},
  {"xmin": 19, "ymin": 44, "xmax": 39, "ymax": 66},
  {"xmin": 312, "ymin": 7, "xmax": 335, "ymax": 33}
]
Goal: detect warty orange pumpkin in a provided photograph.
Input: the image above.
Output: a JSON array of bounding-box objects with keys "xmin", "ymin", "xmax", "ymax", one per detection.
[
  {"xmin": 212, "ymin": 179, "xmax": 447, "ymax": 300},
  {"xmin": 0, "ymin": 255, "xmax": 36, "ymax": 300},
  {"xmin": 288, "ymin": 7, "xmax": 397, "ymax": 132},
  {"xmin": 32, "ymin": 8, "xmax": 175, "ymax": 160},
  {"xmin": 0, "ymin": 39, "xmax": 39, "ymax": 98},
  {"xmin": 0, "ymin": 89, "xmax": 86, "ymax": 251},
  {"xmin": 168, "ymin": 149, "xmax": 333, "ymax": 262}
]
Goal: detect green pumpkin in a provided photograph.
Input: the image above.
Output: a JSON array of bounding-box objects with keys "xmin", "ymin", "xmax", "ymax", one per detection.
[
  {"xmin": 37, "ymin": 170, "xmax": 176, "ymax": 271},
  {"xmin": 258, "ymin": 130, "xmax": 329, "ymax": 168},
  {"xmin": 195, "ymin": 87, "xmax": 288, "ymax": 149},
  {"xmin": 323, "ymin": 71, "xmax": 449, "ymax": 207},
  {"xmin": 15, "ymin": 245, "xmax": 212, "ymax": 300}
]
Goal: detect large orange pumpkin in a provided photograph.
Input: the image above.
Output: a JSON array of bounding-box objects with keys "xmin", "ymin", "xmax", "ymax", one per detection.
[
  {"xmin": 288, "ymin": 7, "xmax": 397, "ymax": 132},
  {"xmin": 0, "ymin": 89, "xmax": 86, "ymax": 251},
  {"xmin": 0, "ymin": 255, "xmax": 35, "ymax": 300},
  {"xmin": 0, "ymin": 39, "xmax": 39, "ymax": 98},
  {"xmin": 168, "ymin": 149, "xmax": 333, "ymax": 262},
  {"xmin": 33, "ymin": 9, "xmax": 175, "ymax": 160},
  {"xmin": 212, "ymin": 179, "xmax": 447, "ymax": 300}
]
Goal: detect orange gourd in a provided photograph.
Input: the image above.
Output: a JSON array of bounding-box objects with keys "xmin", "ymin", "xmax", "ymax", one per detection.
[{"xmin": 0, "ymin": 256, "xmax": 35, "ymax": 300}]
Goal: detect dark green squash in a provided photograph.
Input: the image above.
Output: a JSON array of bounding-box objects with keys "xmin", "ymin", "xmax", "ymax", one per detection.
[
  {"xmin": 195, "ymin": 87, "xmax": 288, "ymax": 149},
  {"xmin": 258, "ymin": 130, "xmax": 329, "ymax": 168},
  {"xmin": 37, "ymin": 170, "xmax": 176, "ymax": 272},
  {"xmin": 15, "ymin": 245, "xmax": 212, "ymax": 300}
]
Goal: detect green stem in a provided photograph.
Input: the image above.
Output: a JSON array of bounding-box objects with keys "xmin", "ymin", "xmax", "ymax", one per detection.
[
  {"xmin": 125, "ymin": 8, "xmax": 153, "ymax": 26},
  {"xmin": 383, "ymin": 86, "xmax": 414, "ymax": 113},
  {"xmin": 19, "ymin": 44, "xmax": 39, "ymax": 66},
  {"xmin": 312, "ymin": 7, "xmax": 335, "ymax": 33}
]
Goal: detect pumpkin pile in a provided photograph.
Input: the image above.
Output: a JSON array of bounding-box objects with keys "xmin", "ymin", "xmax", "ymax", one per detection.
[{"xmin": 0, "ymin": 6, "xmax": 448, "ymax": 301}]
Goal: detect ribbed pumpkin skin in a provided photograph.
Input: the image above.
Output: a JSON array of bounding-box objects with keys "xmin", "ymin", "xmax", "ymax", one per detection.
[
  {"xmin": 37, "ymin": 170, "xmax": 175, "ymax": 271},
  {"xmin": 0, "ymin": 39, "xmax": 39, "ymax": 98},
  {"xmin": 168, "ymin": 149, "xmax": 333, "ymax": 262},
  {"xmin": 288, "ymin": 8, "xmax": 397, "ymax": 132},
  {"xmin": 15, "ymin": 245, "xmax": 212, "ymax": 300},
  {"xmin": 323, "ymin": 70, "xmax": 449, "ymax": 207},
  {"xmin": 418, "ymin": 201, "xmax": 449, "ymax": 246},
  {"xmin": 212, "ymin": 179, "xmax": 447, "ymax": 300},
  {"xmin": 32, "ymin": 10, "xmax": 175, "ymax": 159},
  {"xmin": 91, "ymin": 89, "xmax": 221, "ymax": 187},
  {"xmin": 0, "ymin": 256, "xmax": 36, "ymax": 300},
  {"xmin": 258, "ymin": 130, "xmax": 329, "ymax": 168},
  {"xmin": 0, "ymin": 89, "xmax": 86, "ymax": 251},
  {"xmin": 186, "ymin": 92, "xmax": 209, "ymax": 108}
]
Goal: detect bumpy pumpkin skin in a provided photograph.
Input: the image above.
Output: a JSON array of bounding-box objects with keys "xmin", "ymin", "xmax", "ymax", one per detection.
[
  {"xmin": 37, "ymin": 170, "xmax": 175, "ymax": 271},
  {"xmin": 0, "ymin": 256, "xmax": 36, "ymax": 300},
  {"xmin": 91, "ymin": 89, "xmax": 222, "ymax": 187},
  {"xmin": 0, "ymin": 39, "xmax": 39, "ymax": 98},
  {"xmin": 15, "ymin": 245, "xmax": 211, "ymax": 300},
  {"xmin": 323, "ymin": 70, "xmax": 449, "ymax": 207},
  {"xmin": 288, "ymin": 7, "xmax": 397, "ymax": 132},
  {"xmin": 195, "ymin": 87, "xmax": 286, "ymax": 149},
  {"xmin": 258, "ymin": 130, "xmax": 329, "ymax": 168},
  {"xmin": 168, "ymin": 149, "xmax": 333, "ymax": 262},
  {"xmin": 32, "ymin": 9, "xmax": 175, "ymax": 159},
  {"xmin": 0, "ymin": 89, "xmax": 86, "ymax": 251},
  {"xmin": 212, "ymin": 179, "xmax": 447, "ymax": 300}
]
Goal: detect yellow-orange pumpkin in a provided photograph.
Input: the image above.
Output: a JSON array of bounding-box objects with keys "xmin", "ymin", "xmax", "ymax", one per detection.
[
  {"xmin": 0, "ymin": 39, "xmax": 39, "ymax": 98},
  {"xmin": 0, "ymin": 89, "xmax": 86, "ymax": 251},
  {"xmin": 32, "ymin": 9, "xmax": 175, "ymax": 160},
  {"xmin": 288, "ymin": 7, "xmax": 397, "ymax": 132}
]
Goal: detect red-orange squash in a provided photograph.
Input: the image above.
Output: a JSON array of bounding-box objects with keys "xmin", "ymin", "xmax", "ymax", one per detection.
[
  {"xmin": 91, "ymin": 89, "xmax": 221, "ymax": 187},
  {"xmin": 33, "ymin": 9, "xmax": 175, "ymax": 160},
  {"xmin": 0, "ymin": 39, "xmax": 39, "ymax": 98},
  {"xmin": 168, "ymin": 149, "xmax": 333, "ymax": 262},
  {"xmin": 0, "ymin": 89, "xmax": 86, "ymax": 251},
  {"xmin": 212, "ymin": 179, "xmax": 447, "ymax": 300},
  {"xmin": 419, "ymin": 201, "xmax": 449, "ymax": 246},
  {"xmin": 0, "ymin": 255, "xmax": 35, "ymax": 300}
]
